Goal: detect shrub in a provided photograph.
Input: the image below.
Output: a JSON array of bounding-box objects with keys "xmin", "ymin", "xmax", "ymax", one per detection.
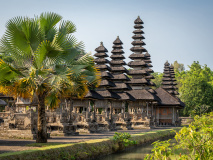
[{"xmin": 145, "ymin": 112, "xmax": 213, "ymax": 160}]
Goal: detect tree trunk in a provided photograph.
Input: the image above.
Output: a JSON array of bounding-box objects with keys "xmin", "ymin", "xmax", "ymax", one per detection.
[{"xmin": 36, "ymin": 93, "xmax": 47, "ymax": 143}]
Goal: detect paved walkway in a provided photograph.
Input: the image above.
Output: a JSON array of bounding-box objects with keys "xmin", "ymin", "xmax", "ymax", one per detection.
[{"xmin": 0, "ymin": 128, "xmax": 173, "ymax": 154}]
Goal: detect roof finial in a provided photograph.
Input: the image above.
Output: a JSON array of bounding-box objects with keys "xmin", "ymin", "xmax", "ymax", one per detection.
[
  {"xmin": 100, "ymin": 41, "xmax": 103, "ymax": 46},
  {"xmin": 138, "ymin": 15, "xmax": 140, "ymax": 18},
  {"xmin": 117, "ymin": 36, "xmax": 119, "ymax": 39}
]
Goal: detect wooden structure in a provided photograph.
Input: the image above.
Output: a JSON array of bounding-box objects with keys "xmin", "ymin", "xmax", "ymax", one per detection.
[
  {"xmin": 155, "ymin": 62, "xmax": 184, "ymax": 126},
  {"xmin": 109, "ymin": 36, "xmax": 135, "ymax": 130},
  {"xmin": 127, "ymin": 16, "xmax": 158, "ymax": 129},
  {"xmin": 94, "ymin": 42, "xmax": 120, "ymax": 131}
]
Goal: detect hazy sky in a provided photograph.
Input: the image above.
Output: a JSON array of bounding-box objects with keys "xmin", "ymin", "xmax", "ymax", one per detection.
[{"xmin": 0, "ymin": 0, "xmax": 213, "ymax": 72}]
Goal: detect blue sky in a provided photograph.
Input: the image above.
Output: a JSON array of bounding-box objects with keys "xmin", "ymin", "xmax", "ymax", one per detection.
[{"xmin": 0, "ymin": 0, "xmax": 213, "ymax": 72}]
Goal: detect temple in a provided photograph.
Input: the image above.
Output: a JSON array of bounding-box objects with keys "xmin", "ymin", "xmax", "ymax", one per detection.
[
  {"xmin": 0, "ymin": 16, "xmax": 185, "ymax": 139},
  {"xmin": 127, "ymin": 16, "xmax": 158, "ymax": 129},
  {"xmin": 155, "ymin": 62, "xmax": 184, "ymax": 126}
]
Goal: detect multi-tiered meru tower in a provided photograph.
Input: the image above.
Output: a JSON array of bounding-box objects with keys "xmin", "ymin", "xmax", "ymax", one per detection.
[
  {"xmin": 161, "ymin": 61, "xmax": 179, "ymax": 96},
  {"xmin": 94, "ymin": 42, "xmax": 120, "ymax": 131},
  {"xmin": 109, "ymin": 36, "xmax": 135, "ymax": 130},
  {"xmin": 127, "ymin": 16, "xmax": 158, "ymax": 129}
]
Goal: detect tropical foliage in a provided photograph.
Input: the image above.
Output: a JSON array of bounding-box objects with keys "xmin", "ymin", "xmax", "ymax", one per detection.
[
  {"xmin": 151, "ymin": 72, "xmax": 163, "ymax": 89},
  {"xmin": 113, "ymin": 132, "xmax": 136, "ymax": 149},
  {"xmin": 0, "ymin": 12, "xmax": 100, "ymax": 142},
  {"xmin": 145, "ymin": 112, "xmax": 213, "ymax": 160},
  {"xmin": 152, "ymin": 61, "xmax": 213, "ymax": 116},
  {"xmin": 177, "ymin": 61, "xmax": 213, "ymax": 116}
]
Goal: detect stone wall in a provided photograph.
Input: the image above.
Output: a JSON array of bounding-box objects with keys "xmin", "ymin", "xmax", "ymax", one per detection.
[
  {"xmin": 0, "ymin": 130, "xmax": 34, "ymax": 139},
  {"xmin": 179, "ymin": 117, "xmax": 193, "ymax": 126}
]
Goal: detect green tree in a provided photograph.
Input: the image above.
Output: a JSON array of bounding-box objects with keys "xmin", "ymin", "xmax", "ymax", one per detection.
[
  {"xmin": 172, "ymin": 60, "xmax": 185, "ymax": 72},
  {"xmin": 145, "ymin": 112, "xmax": 213, "ymax": 160},
  {"xmin": 178, "ymin": 61, "xmax": 213, "ymax": 116},
  {"xmin": 0, "ymin": 12, "xmax": 99, "ymax": 143},
  {"xmin": 151, "ymin": 72, "xmax": 163, "ymax": 89}
]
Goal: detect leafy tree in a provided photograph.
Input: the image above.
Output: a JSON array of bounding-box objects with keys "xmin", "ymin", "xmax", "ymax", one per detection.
[
  {"xmin": 145, "ymin": 112, "xmax": 213, "ymax": 160},
  {"xmin": 178, "ymin": 61, "xmax": 213, "ymax": 116},
  {"xmin": 172, "ymin": 60, "xmax": 185, "ymax": 72},
  {"xmin": 151, "ymin": 72, "xmax": 163, "ymax": 89},
  {"xmin": 0, "ymin": 12, "xmax": 99, "ymax": 143}
]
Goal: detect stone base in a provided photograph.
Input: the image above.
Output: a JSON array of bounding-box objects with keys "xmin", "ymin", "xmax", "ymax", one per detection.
[{"xmin": 0, "ymin": 129, "xmax": 34, "ymax": 139}]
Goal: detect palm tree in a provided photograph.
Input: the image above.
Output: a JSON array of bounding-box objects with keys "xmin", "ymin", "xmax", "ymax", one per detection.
[{"xmin": 0, "ymin": 12, "xmax": 100, "ymax": 143}]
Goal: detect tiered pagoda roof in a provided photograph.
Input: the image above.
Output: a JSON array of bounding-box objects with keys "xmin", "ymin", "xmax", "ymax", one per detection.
[
  {"xmin": 127, "ymin": 16, "xmax": 155, "ymax": 88},
  {"xmin": 109, "ymin": 36, "xmax": 135, "ymax": 101},
  {"xmin": 127, "ymin": 16, "xmax": 157, "ymax": 100},
  {"xmin": 161, "ymin": 61, "xmax": 179, "ymax": 96},
  {"xmin": 155, "ymin": 87, "xmax": 184, "ymax": 108},
  {"xmin": 94, "ymin": 42, "xmax": 120, "ymax": 99}
]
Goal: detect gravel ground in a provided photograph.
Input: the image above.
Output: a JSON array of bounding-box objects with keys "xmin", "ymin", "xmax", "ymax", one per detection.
[{"xmin": 0, "ymin": 127, "xmax": 174, "ymax": 154}]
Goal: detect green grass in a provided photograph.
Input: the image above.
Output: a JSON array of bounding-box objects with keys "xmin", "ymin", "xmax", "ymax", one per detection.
[{"xmin": 26, "ymin": 142, "xmax": 65, "ymax": 147}]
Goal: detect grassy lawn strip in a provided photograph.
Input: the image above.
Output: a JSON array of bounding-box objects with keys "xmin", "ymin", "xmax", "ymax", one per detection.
[
  {"xmin": 26, "ymin": 142, "xmax": 65, "ymax": 147},
  {"xmin": 0, "ymin": 129, "xmax": 180, "ymax": 160}
]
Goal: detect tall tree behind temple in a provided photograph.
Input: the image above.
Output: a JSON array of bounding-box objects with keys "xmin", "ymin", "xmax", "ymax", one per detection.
[
  {"xmin": 172, "ymin": 60, "xmax": 185, "ymax": 72},
  {"xmin": 151, "ymin": 72, "xmax": 163, "ymax": 89},
  {"xmin": 178, "ymin": 61, "xmax": 213, "ymax": 116}
]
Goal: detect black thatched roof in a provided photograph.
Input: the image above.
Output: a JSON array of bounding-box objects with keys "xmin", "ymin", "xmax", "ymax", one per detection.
[
  {"xmin": 111, "ymin": 49, "xmax": 124, "ymax": 54},
  {"xmin": 128, "ymin": 70, "xmax": 147, "ymax": 75},
  {"xmin": 162, "ymin": 85, "xmax": 177, "ymax": 89},
  {"xmin": 96, "ymin": 90, "xmax": 120, "ymax": 99},
  {"xmin": 95, "ymin": 64, "xmax": 111, "ymax": 71},
  {"xmin": 111, "ymin": 66, "xmax": 127, "ymax": 72},
  {"xmin": 161, "ymin": 61, "xmax": 179, "ymax": 96},
  {"xmin": 110, "ymin": 83, "xmax": 132, "ymax": 90},
  {"xmin": 128, "ymin": 61, "xmax": 147, "ymax": 67},
  {"xmin": 132, "ymin": 34, "xmax": 145, "ymax": 39},
  {"xmin": 145, "ymin": 68, "xmax": 154, "ymax": 73},
  {"xmin": 133, "ymin": 29, "xmax": 144, "ymax": 34},
  {"xmin": 144, "ymin": 52, "xmax": 150, "ymax": 57},
  {"xmin": 94, "ymin": 52, "xmax": 109, "ymax": 58},
  {"xmin": 134, "ymin": 16, "xmax": 144, "ymax": 24},
  {"xmin": 127, "ymin": 79, "xmax": 148, "ymax": 85},
  {"xmin": 110, "ymin": 54, "xmax": 125, "ymax": 59},
  {"xmin": 130, "ymin": 47, "xmax": 147, "ymax": 52},
  {"xmin": 101, "ymin": 71, "xmax": 114, "ymax": 79},
  {"xmin": 131, "ymin": 41, "xmax": 146, "ymax": 46},
  {"xmin": 148, "ymin": 89, "xmax": 157, "ymax": 94},
  {"xmin": 145, "ymin": 75, "xmax": 154, "ymax": 79},
  {"xmin": 94, "ymin": 58, "xmax": 110, "ymax": 64},
  {"xmin": 128, "ymin": 89, "xmax": 157, "ymax": 100},
  {"xmin": 147, "ymin": 64, "xmax": 153, "ymax": 67},
  {"xmin": 113, "ymin": 36, "xmax": 123, "ymax": 44},
  {"xmin": 85, "ymin": 90, "xmax": 104, "ymax": 100},
  {"xmin": 155, "ymin": 87, "xmax": 184, "ymax": 107},
  {"xmin": 112, "ymin": 45, "xmax": 123, "ymax": 49},
  {"xmin": 144, "ymin": 59, "xmax": 152, "ymax": 63},
  {"xmin": 134, "ymin": 24, "xmax": 144, "ymax": 29},
  {"xmin": 117, "ymin": 92, "xmax": 135, "ymax": 101},
  {"xmin": 99, "ymin": 79, "xmax": 116, "ymax": 87},
  {"xmin": 95, "ymin": 42, "xmax": 108, "ymax": 52},
  {"xmin": 111, "ymin": 74, "xmax": 130, "ymax": 81},
  {"xmin": 129, "ymin": 53, "xmax": 145, "ymax": 60},
  {"xmin": 110, "ymin": 60, "xmax": 126, "ymax": 65}
]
